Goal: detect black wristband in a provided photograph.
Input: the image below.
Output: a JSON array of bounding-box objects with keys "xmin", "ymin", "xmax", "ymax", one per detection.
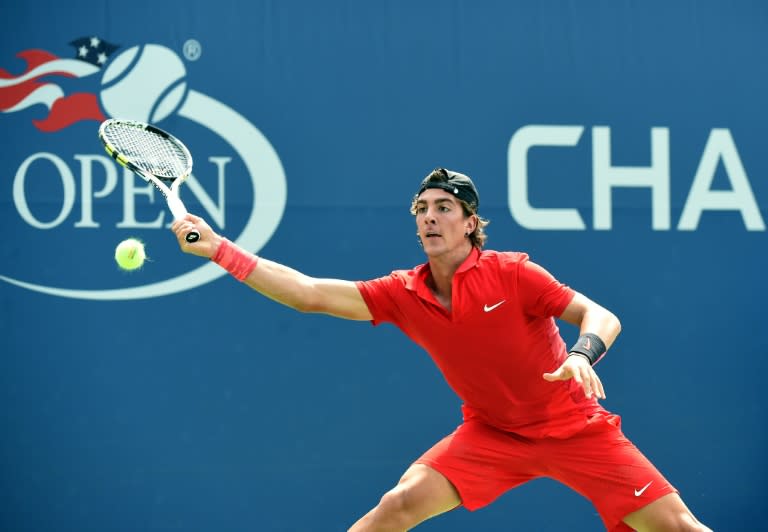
[{"xmin": 568, "ymin": 333, "xmax": 607, "ymax": 366}]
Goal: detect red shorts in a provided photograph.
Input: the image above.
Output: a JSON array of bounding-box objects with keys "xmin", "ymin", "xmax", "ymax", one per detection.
[{"xmin": 415, "ymin": 412, "xmax": 677, "ymax": 531}]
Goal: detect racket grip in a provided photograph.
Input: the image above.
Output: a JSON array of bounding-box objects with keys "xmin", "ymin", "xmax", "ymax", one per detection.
[{"xmin": 167, "ymin": 196, "xmax": 198, "ymax": 242}]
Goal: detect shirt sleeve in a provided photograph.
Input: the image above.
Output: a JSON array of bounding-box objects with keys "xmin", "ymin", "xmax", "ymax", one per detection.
[
  {"xmin": 515, "ymin": 256, "xmax": 575, "ymax": 318},
  {"xmin": 355, "ymin": 274, "xmax": 404, "ymax": 326}
]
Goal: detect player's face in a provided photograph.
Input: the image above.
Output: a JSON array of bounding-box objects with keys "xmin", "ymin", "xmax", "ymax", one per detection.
[{"xmin": 414, "ymin": 189, "xmax": 475, "ymax": 257}]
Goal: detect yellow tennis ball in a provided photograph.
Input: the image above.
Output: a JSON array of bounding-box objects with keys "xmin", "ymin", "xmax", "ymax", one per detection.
[{"xmin": 114, "ymin": 238, "xmax": 146, "ymax": 271}]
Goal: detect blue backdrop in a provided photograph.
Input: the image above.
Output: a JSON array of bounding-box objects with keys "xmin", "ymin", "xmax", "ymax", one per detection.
[{"xmin": 2, "ymin": 1, "xmax": 765, "ymax": 530}]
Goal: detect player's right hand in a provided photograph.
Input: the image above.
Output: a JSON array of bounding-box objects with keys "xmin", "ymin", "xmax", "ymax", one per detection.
[{"xmin": 171, "ymin": 213, "xmax": 223, "ymax": 259}]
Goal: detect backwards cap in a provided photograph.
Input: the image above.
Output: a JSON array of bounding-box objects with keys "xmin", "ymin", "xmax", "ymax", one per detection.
[{"xmin": 416, "ymin": 168, "xmax": 479, "ymax": 209}]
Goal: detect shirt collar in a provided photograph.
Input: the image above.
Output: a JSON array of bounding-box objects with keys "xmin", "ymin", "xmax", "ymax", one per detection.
[
  {"xmin": 405, "ymin": 247, "xmax": 481, "ymax": 292},
  {"xmin": 456, "ymin": 246, "xmax": 481, "ymax": 273}
]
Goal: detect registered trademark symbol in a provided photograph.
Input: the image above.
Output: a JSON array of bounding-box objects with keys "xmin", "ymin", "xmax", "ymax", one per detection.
[{"xmin": 183, "ymin": 39, "xmax": 202, "ymax": 61}]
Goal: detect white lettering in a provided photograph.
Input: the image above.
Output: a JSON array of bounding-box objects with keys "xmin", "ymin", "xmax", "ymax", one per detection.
[
  {"xmin": 678, "ymin": 129, "xmax": 765, "ymax": 231},
  {"xmin": 508, "ymin": 125, "xmax": 586, "ymax": 230},
  {"xmin": 116, "ymin": 168, "xmax": 165, "ymax": 229},
  {"xmin": 593, "ymin": 127, "xmax": 670, "ymax": 230},
  {"xmin": 13, "ymin": 152, "xmax": 75, "ymax": 229},
  {"xmin": 74, "ymin": 154, "xmax": 119, "ymax": 228},
  {"xmin": 183, "ymin": 157, "xmax": 230, "ymax": 228}
]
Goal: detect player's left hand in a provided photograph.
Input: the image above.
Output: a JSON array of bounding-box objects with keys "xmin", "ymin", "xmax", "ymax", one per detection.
[{"xmin": 543, "ymin": 355, "xmax": 606, "ymax": 399}]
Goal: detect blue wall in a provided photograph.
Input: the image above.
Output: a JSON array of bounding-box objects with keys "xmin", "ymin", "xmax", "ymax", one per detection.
[{"xmin": 2, "ymin": 1, "xmax": 765, "ymax": 530}]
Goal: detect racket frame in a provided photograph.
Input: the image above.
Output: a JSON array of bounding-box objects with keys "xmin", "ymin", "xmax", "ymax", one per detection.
[{"xmin": 98, "ymin": 119, "xmax": 199, "ymax": 242}]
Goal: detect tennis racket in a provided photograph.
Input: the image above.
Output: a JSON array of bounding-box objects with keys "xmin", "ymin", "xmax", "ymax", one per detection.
[{"xmin": 98, "ymin": 118, "xmax": 200, "ymax": 243}]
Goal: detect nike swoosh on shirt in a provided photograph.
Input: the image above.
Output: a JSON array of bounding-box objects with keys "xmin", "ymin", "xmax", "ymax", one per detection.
[
  {"xmin": 483, "ymin": 300, "xmax": 506, "ymax": 312},
  {"xmin": 634, "ymin": 481, "xmax": 653, "ymax": 497}
]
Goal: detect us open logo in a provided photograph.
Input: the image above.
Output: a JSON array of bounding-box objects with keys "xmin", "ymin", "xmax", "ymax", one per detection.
[{"xmin": 0, "ymin": 38, "xmax": 286, "ymax": 300}]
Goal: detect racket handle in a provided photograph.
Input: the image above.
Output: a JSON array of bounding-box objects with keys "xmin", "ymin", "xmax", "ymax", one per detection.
[{"xmin": 167, "ymin": 195, "xmax": 198, "ymax": 243}]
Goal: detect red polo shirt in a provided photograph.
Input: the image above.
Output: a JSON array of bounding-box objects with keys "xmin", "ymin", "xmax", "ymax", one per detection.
[{"xmin": 356, "ymin": 247, "xmax": 603, "ymax": 438}]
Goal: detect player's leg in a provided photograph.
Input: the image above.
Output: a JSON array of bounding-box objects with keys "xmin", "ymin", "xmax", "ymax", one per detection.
[
  {"xmin": 543, "ymin": 412, "xmax": 711, "ymax": 531},
  {"xmin": 348, "ymin": 419, "xmax": 538, "ymax": 531},
  {"xmin": 621, "ymin": 492, "xmax": 712, "ymax": 531},
  {"xmin": 347, "ymin": 463, "xmax": 460, "ymax": 531},
  {"xmin": 351, "ymin": 420, "xmax": 543, "ymax": 532}
]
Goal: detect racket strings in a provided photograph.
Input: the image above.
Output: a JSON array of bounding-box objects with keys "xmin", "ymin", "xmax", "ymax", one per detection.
[{"xmin": 106, "ymin": 125, "xmax": 191, "ymax": 179}]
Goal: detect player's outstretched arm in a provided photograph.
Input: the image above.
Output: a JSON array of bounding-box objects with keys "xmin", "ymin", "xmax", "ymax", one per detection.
[{"xmin": 171, "ymin": 214, "xmax": 373, "ymax": 321}]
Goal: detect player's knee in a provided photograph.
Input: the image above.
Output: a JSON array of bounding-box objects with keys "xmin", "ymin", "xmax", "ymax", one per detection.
[
  {"xmin": 626, "ymin": 493, "xmax": 711, "ymax": 532},
  {"xmin": 373, "ymin": 486, "xmax": 422, "ymax": 529}
]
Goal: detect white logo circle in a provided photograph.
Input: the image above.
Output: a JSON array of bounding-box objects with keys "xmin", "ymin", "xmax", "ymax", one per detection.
[{"xmin": 0, "ymin": 46, "xmax": 286, "ymax": 301}]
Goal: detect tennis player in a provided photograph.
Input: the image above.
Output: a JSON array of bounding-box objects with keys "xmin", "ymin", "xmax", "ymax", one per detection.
[{"xmin": 171, "ymin": 168, "xmax": 711, "ymax": 531}]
